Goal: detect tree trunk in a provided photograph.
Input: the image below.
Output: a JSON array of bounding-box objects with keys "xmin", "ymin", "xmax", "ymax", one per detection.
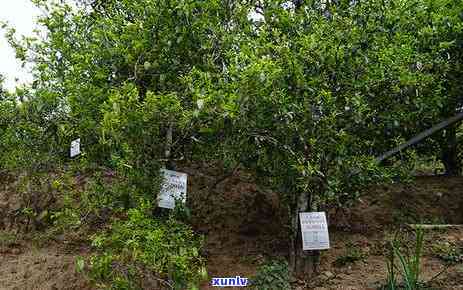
[
  {"xmin": 289, "ymin": 204, "xmax": 298, "ymax": 273},
  {"xmin": 290, "ymin": 191, "xmax": 320, "ymax": 278},
  {"xmin": 441, "ymin": 126, "xmax": 461, "ymax": 176},
  {"xmin": 165, "ymin": 123, "xmax": 175, "ymax": 170}
]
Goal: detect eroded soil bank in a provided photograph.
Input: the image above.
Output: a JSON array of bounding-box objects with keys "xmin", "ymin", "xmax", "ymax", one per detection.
[{"xmin": 1, "ymin": 171, "xmax": 463, "ymax": 289}]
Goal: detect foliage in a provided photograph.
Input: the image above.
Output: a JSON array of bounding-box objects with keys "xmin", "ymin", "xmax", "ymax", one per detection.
[
  {"xmin": 385, "ymin": 229, "xmax": 425, "ymax": 290},
  {"xmin": 1, "ymin": 1, "xmax": 226, "ymax": 287},
  {"xmin": 0, "ymin": 231, "xmax": 18, "ymax": 248},
  {"xmin": 431, "ymin": 241, "xmax": 463, "ymax": 265},
  {"xmin": 0, "ymin": 88, "xmax": 65, "ymax": 172},
  {"xmin": 23, "ymin": 165, "xmax": 204, "ymax": 289},
  {"xmin": 50, "ymin": 168, "xmax": 120, "ymax": 232},
  {"xmin": 0, "ymin": 0, "xmax": 459, "ymax": 209},
  {"xmin": 1, "ymin": 0, "xmax": 463, "ymax": 282},
  {"xmin": 250, "ymin": 259, "xmax": 291, "ymax": 290},
  {"xmin": 100, "ymin": 83, "xmax": 186, "ymax": 197},
  {"xmin": 334, "ymin": 242, "xmax": 368, "ymax": 267},
  {"xmin": 412, "ymin": 156, "xmax": 445, "ymax": 175},
  {"xmin": 187, "ymin": 0, "xmax": 463, "ymax": 269},
  {"xmin": 84, "ymin": 208, "xmax": 206, "ymax": 290},
  {"xmin": 3, "ymin": 0, "xmax": 246, "ymax": 165},
  {"xmin": 190, "ymin": 0, "xmax": 463, "ymax": 214}
]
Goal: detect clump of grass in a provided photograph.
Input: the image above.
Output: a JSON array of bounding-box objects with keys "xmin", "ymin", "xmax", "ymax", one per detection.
[{"xmin": 384, "ymin": 228, "xmax": 425, "ymax": 290}]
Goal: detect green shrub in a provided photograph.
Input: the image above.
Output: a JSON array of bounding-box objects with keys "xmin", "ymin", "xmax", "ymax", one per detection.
[
  {"xmin": 250, "ymin": 259, "xmax": 291, "ymax": 290},
  {"xmin": 84, "ymin": 208, "xmax": 206, "ymax": 290}
]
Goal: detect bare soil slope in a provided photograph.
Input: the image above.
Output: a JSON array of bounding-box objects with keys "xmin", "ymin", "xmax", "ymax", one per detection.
[
  {"xmin": 1, "ymin": 170, "xmax": 463, "ymax": 289},
  {"xmin": 0, "ymin": 245, "xmax": 92, "ymax": 290}
]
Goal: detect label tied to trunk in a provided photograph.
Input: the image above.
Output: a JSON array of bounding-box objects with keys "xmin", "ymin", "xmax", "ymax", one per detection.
[
  {"xmin": 157, "ymin": 169, "xmax": 187, "ymax": 209},
  {"xmin": 299, "ymin": 212, "xmax": 330, "ymax": 251}
]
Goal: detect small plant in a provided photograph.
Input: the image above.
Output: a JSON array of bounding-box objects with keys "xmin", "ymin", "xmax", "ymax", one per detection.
[
  {"xmin": 83, "ymin": 208, "xmax": 206, "ymax": 290},
  {"xmin": 384, "ymin": 228, "xmax": 425, "ymax": 290},
  {"xmin": 250, "ymin": 259, "xmax": 291, "ymax": 290},
  {"xmin": 334, "ymin": 242, "xmax": 367, "ymax": 267},
  {"xmin": 412, "ymin": 156, "xmax": 445, "ymax": 175},
  {"xmin": 0, "ymin": 231, "xmax": 18, "ymax": 248},
  {"xmin": 431, "ymin": 241, "xmax": 463, "ymax": 264}
]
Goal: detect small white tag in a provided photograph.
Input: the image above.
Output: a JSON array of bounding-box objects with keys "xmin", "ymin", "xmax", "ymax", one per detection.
[
  {"xmin": 300, "ymin": 212, "xmax": 330, "ymax": 250},
  {"xmin": 157, "ymin": 169, "xmax": 187, "ymax": 209},
  {"xmin": 70, "ymin": 138, "xmax": 81, "ymax": 158}
]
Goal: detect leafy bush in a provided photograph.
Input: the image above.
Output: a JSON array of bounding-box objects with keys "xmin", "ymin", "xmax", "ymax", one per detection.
[
  {"xmin": 84, "ymin": 208, "xmax": 206, "ymax": 290},
  {"xmin": 100, "ymin": 84, "xmax": 185, "ymax": 197},
  {"xmin": 250, "ymin": 259, "xmax": 291, "ymax": 290}
]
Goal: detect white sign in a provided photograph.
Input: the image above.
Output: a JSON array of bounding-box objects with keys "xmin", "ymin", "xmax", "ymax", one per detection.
[
  {"xmin": 300, "ymin": 212, "xmax": 330, "ymax": 250},
  {"xmin": 157, "ymin": 169, "xmax": 187, "ymax": 209},
  {"xmin": 70, "ymin": 138, "xmax": 81, "ymax": 158}
]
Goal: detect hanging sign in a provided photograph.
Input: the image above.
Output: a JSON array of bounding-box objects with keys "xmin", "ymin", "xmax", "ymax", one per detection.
[
  {"xmin": 157, "ymin": 169, "xmax": 187, "ymax": 209},
  {"xmin": 70, "ymin": 138, "xmax": 81, "ymax": 158},
  {"xmin": 299, "ymin": 212, "xmax": 330, "ymax": 250}
]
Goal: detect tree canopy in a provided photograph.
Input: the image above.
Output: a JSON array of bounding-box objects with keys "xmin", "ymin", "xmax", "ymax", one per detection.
[{"xmin": 1, "ymin": 0, "xmax": 463, "ymax": 283}]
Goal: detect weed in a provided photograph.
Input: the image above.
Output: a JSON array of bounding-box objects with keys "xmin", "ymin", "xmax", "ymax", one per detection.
[
  {"xmin": 82, "ymin": 208, "xmax": 206, "ymax": 290},
  {"xmin": 250, "ymin": 259, "xmax": 291, "ymax": 290},
  {"xmin": 334, "ymin": 242, "xmax": 367, "ymax": 267},
  {"xmin": 431, "ymin": 241, "xmax": 463, "ymax": 264},
  {"xmin": 0, "ymin": 231, "xmax": 18, "ymax": 247},
  {"xmin": 384, "ymin": 228, "xmax": 425, "ymax": 290}
]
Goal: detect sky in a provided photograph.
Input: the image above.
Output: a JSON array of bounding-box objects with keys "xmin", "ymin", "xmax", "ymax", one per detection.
[{"xmin": 0, "ymin": 0, "xmax": 41, "ymax": 91}]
